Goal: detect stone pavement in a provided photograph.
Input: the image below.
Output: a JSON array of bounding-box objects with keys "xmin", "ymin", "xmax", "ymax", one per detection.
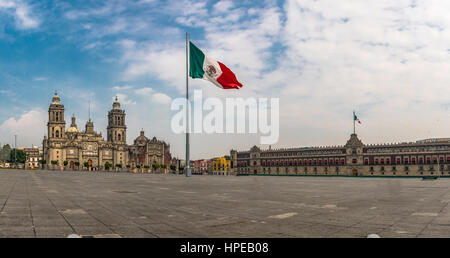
[{"xmin": 1, "ymin": 169, "xmax": 450, "ymax": 238}]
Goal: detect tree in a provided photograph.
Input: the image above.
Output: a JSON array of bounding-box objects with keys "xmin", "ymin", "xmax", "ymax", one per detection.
[
  {"xmin": 160, "ymin": 164, "xmax": 167, "ymax": 169},
  {"xmin": 74, "ymin": 161, "xmax": 80, "ymax": 167},
  {"xmin": 0, "ymin": 144, "xmax": 11, "ymax": 161},
  {"xmin": 8, "ymin": 149, "xmax": 26, "ymax": 164},
  {"xmin": 83, "ymin": 162, "xmax": 89, "ymax": 167},
  {"xmin": 144, "ymin": 165, "xmax": 150, "ymax": 169},
  {"xmin": 115, "ymin": 164, "xmax": 122, "ymax": 168},
  {"xmin": 105, "ymin": 162, "xmax": 112, "ymax": 169},
  {"xmin": 51, "ymin": 160, "xmax": 58, "ymax": 165},
  {"xmin": 63, "ymin": 161, "xmax": 68, "ymax": 166},
  {"xmin": 170, "ymin": 165, "xmax": 176, "ymax": 171}
]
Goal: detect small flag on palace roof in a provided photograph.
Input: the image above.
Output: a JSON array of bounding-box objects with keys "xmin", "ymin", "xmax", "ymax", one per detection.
[
  {"xmin": 189, "ymin": 41, "xmax": 243, "ymax": 89},
  {"xmin": 354, "ymin": 113, "xmax": 361, "ymax": 124}
]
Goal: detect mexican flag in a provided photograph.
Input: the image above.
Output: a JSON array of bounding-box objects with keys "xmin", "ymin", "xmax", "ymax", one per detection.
[
  {"xmin": 189, "ymin": 41, "xmax": 243, "ymax": 89},
  {"xmin": 354, "ymin": 113, "xmax": 361, "ymax": 124}
]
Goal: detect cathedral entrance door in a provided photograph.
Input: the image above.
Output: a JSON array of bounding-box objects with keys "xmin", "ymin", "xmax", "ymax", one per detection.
[
  {"xmin": 70, "ymin": 161, "xmax": 74, "ymax": 170},
  {"xmin": 88, "ymin": 159, "xmax": 92, "ymax": 167}
]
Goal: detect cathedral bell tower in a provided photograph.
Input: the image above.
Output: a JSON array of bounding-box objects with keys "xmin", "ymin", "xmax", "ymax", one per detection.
[
  {"xmin": 107, "ymin": 96, "xmax": 127, "ymax": 144},
  {"xmin": 47, "ymin": 91, "xmax": 66, "ymax": 139}
]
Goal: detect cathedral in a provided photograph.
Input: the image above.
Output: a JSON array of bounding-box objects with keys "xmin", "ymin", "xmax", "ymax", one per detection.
[{"xmin": 42, "ymin": 92, "xmax": 171, "ymax": 169}]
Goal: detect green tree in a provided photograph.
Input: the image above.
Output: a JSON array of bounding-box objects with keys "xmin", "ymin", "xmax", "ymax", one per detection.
[
  {"xmin": 51, "ymin": 160, "xmax": 58, "ymax": 165},
  {"xmin": 0, "ymin": 144, "xmax": 11, "ymax": 161},
  {"xmin": 160, "ymin": 164, "xmax": 167, "ymax": 169},
  {"xmin": 105, "ymin": 162, "xmax": 112, "ymax": 169},
  {"xmin": 63, "ymin": 161, "xmax": 68, "ymax": 166},
  {"xmin": 8, "ymin": 149, "xmax": 26, "ymax": 163},
  {"xmin": 74, "ymin": 161, "xmax": 80, "ymax": 167},
  {"xmin": 170, "ymin": 165, "xmax": 176, "ymax": 171},
  {"xmin": 83, "ymin": 162, "xmax": 89, "ymax": 167},
  {"xmin": 144, "ymin": 165, "xmax": 150, "ymax": 169}
]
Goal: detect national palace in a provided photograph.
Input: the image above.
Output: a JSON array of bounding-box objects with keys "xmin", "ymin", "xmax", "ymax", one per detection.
[
  {"xmin": 42, "ymin": 92, "xmax": 171, "ymax": 169},
  {"xmin": 230, "ymin": 134, "xmax": 450, "ymax": 176}
]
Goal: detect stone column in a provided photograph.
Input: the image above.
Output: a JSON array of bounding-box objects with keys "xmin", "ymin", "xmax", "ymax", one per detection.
[
  {"xmin": 99, "ymin": 147, "xmax": 103, "ymax": 171},
  {"xmin": 78, "ymin": 147, "xmax": 82, "ymax": 171}
]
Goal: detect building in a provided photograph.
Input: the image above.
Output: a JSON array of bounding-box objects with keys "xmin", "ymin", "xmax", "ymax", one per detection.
[
  {"xmin": 230, "ymin": 134, "xmax": 450, "ymax": 177},
  {"xmin": 24, "ymin": 146, "xmax": 42, "ymax": 169},
  {"xmin": 42, "ymin": 92, "xmax": 170, "ymax": 170},
  {"xmin": 128, "ymin": 130, "xmax": 171, "ymax": 168},
  {"xmin": 211, "ymin": 156, "xmax": 232, "ymax": 175},
  {"xmin": 192, "ymin": 159, "xmax": 208, "ymax": 174}
]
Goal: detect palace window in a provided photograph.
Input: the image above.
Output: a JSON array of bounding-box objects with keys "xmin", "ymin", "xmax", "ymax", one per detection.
[
  {"xmin": 426, "ymin": 157, "xmax": 431, "ymax": 164},
  {"xmin": 352, "ymin": 158, "xmax": 357, "ymax": 164},
  {"xmin": 364, "ymin": 159, "xmax": 369, "ymax": 165},
  {"xmin": 404, "ymin": 158, "xmax": 409, "ymax": 164},
  {"xmin": 386, "ymin": 158, "xmax": 391, "ymax": 165},
  {"xmin": 396, "ymin": 158, "xmax": 401, "ymax": 164},
  {"xmin": 324, "ymin": 160, "xmax": 327, "ymax": 165},
  {"xmin": 341, "ymin": 159, "xmax": 345, "ymax": 165},
  {"xmin": 411, "ymin": 158, "xmax": 416, "ymax": 164},
  {"xmin": 380, "ymin": 158, "xmax": 384, "ymax": 164},
  {"xmin": 419, "ymin": 157, "xmax": 424, "ymax": 164},
  {"xmin": 375, "ymin": 159, "xmax": 379, "ymax": 165},
  {"xmin": 433, "ymin": 158, "xmax": 438, "ymax": 164}
]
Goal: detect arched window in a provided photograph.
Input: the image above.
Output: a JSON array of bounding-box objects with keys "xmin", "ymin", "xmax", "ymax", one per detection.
[
  {"xmin": 55, "ymin": 112, "xmax": 59, "ymax": 121},
  {"xmin": 118, "ymin": 133, "xmax": 121, "ymax": 141},
  {"xmin": 55, "ymin": 130, "xmax": 59, "ymax": 138}
]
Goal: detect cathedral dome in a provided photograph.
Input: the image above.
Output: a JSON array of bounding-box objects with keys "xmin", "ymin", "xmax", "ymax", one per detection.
[
  {"xmin": 67, "ymin": 126, "xmax": 81, "ymax": 133},
  {"xmin": 113, "ymin": 96, "xmax": 121, "ymax": 110},
  {"xmin": 52, "ymin": 91, "xmax": 60, "ymax": 104},
  {"xmin": 66, "ymin": 114, "xmax": 80, "ymax": 133},
  {"xmin": 134, "ymin": 129, "xmax": 148, "ymax": 145}
]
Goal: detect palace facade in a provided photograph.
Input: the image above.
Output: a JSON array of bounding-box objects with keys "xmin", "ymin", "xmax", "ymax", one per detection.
[
  {"xmin": 230, "ymin": 134, "xmax": 450, "ymax": 177},
  {"xmin": 42, "ymin": 92, "xmax": 171, "ymax": 169}
]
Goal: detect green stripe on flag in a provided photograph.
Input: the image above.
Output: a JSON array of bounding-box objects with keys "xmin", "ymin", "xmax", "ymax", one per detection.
[{"xmin": 189, "ymin": 41, "xmax": 205, "ymax": 79}]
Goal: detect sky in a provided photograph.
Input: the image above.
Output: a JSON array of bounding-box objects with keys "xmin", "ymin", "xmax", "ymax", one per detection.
[{"xmin": 0, "ymin": 0, "xmax": 449, "ymax": 159}]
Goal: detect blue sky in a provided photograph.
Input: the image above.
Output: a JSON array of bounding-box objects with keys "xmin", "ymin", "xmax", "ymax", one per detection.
[{"xmin": 0, "ymin": 0, "xmax": 449, "ymax": 159}]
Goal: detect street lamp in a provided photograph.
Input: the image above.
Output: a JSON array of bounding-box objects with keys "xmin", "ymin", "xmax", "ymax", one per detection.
[{"xmin": 14, "ymin": 135, "xmax": 17, "ymax": 169}]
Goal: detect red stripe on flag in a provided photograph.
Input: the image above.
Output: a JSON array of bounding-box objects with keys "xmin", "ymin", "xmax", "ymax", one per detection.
[{"xmin": 217, "ymin": 62, "xmax": 243, "ymax": 89}]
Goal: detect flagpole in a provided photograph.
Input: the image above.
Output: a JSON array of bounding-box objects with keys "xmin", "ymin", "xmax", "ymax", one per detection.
[
  {"xmin": 353, "ymin": 111, "xmax": 355, "ymax": 135},
  {"xmin": 185, "ymin": 32, "xmax": 191, "ymax": 177}
]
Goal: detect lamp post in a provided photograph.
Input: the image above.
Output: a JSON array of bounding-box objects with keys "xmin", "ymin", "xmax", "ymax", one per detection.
[{"xmin": 14, "ymin": 135, "xmax": 17, "ymax": 169}]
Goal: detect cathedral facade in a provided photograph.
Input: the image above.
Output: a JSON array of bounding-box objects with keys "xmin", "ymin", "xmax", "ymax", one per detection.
[
  {"xmin": 231, "ymin": 134, "xmax": 450, "ymax": 177},
  {"xmin": 42, "ymin": 92, "xmax": 170, "ymax": 169}
]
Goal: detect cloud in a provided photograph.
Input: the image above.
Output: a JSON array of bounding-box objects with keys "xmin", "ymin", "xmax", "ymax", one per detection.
[
  {"xmin": 0, "ymin": 0, "xmax": 40, "ymax": 30},
  {"xmin": 134, "ymin": 87, "xmax": 153, "ymax": 95},
  {"xmin": 152, "ymin": 93, "xmax": 172, "ymax": 104},
  {"xmin": 112, "ymin": 85, "xmax": 132, "ymax": 91},
  {"xmin": 0, "ymin": 109, "xmax": 46, "ymax": 147},
  {"xmin": 33, "ymin": 77, "xmax": 47, "ymax": 81}
]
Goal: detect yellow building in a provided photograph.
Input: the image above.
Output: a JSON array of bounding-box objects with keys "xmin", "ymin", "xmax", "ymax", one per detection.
[{"xmin": 212, "ymin": 156, "xmax": 232, "ymax": 175}]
